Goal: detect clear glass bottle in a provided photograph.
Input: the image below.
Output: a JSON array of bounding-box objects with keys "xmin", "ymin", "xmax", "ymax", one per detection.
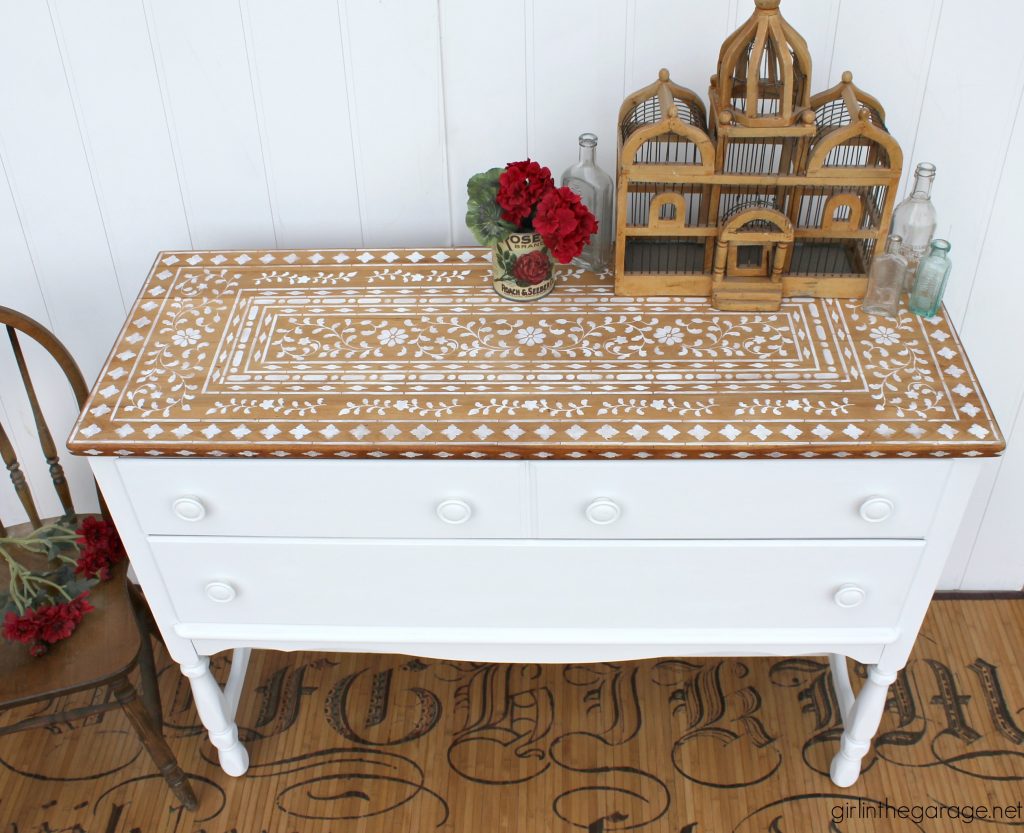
[
  {"xmin": 891, "ymin": 162, "xmax": 937, "ymax": 291},
  {"xmin": 861, "ymin": 234, "xmax": 908, "ymax": 318},
  {"xmin": 561, "ymin": 133, "xmax": 613, "ymax": 272},
  {"xmin": 909, "ymin": 239, "xmax": 952, "ymax": 318}
]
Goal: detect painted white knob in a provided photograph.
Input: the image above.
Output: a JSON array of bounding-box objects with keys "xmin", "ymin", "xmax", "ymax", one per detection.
[
  {"xmin": 585, "ymin": 497, "xmax": 621, "ymax": 525},
  {"xmin": 859, "ymin": 496, "xmax": 894, "ymax": 523},
  {"xmin": 204, "ymin": 581, "xmax": 237, "ymax": 603},
  {"xmin": 172, "ymin": 496, "xmax": 207, "ymax": 522},
  {"xmin": 834, "ymin": 583, "xmax": 866, "ymax": 609},
  {"xmin": 436, "ymin": 498, "xmax": 473, "ymax": 525}
]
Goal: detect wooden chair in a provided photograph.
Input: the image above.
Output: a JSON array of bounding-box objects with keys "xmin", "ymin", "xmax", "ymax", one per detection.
[{"xmin": 0, "ymin": 306, "xmax": 197, "ymax": 810}]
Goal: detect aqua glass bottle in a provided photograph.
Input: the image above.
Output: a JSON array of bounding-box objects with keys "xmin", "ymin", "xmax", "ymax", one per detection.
[
  {"xmin": 908, "ymin": 239, "xmax": 952, "ymax": 318},
  {"xmin": 891, "ymin": 162, "xmax": 937, "ymax": 292},
  {"xmin": 561, "ymin": 133, "xmax": 613, "ymax": 272},
  {"xmin": 861, "ymin": 234, "xmax": 907, "ymax": 318}
]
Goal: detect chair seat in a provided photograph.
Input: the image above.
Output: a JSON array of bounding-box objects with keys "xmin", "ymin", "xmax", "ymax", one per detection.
[{"xmin": 0, "ymin": 556, "xmax": 141, "ymax": 710}]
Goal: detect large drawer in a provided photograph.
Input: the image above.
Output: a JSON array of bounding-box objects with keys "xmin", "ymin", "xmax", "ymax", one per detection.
[
  {"xmin": 117, "ymin": 459, "xmax": 528, "ymax": 538},
  {"xmin": 533, "ymin": 460, "xmax": 949, "ymax": 539},
  {"xmin": 149, "ymin": 536, "xmax": 924, "ymax": 632}
]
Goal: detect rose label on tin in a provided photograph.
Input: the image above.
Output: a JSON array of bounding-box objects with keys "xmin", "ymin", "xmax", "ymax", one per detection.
[{"xmin": 492, "ymin": 232, "xmax": 555, "ymax": 301}]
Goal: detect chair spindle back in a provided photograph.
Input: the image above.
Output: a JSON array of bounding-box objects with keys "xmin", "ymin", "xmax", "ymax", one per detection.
[{"xmin": 0, "ymin": 306, "xmax": 98, "ymax": 534}]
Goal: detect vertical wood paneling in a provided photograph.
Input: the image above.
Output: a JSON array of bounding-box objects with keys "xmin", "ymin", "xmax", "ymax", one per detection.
[
  {"xmin": 0, "ymin": 161, "xmax": 54, "ymax": 525},
  {"xmin": 50, "ymin": 0, "xmax": 191, "ymax": 304},
  {"xmin": 338, "ymin": 0, "xmax": 449, "ymax": 247},
  {"xmin": 0, "ymin": 165, "xmax": 97, "ymax": 524},
  {"xmin": 0, "ymin": 1, "xmax": 125, "ymax": 378},
  {"xmin": 829, "ymin": 0, "xmax": 942, "ymax": 198},
  {"xmin": 626, "ymin": 1, "xmax": 732, "ymax": 95},
  {"xmin": 144, "ymin": 0, "xmax": 276, "ymax": 248},
  {"xmin": 958, "ymin": 94, "xmax": 1024, "ymax": 432},
  {"xmin": 945, "ymin": 86, "xmax": 1024, "ymax": 591},
  {"xmin": 963, "ymin": 393, "xmax": 1024, "ymax": 590},
  {"xmin": 909, "ymin": 5, "xmax": 1024, "ymax": 326},
  {"xmin": 440, "ymin": 0, "xmax": 528, "ymax": 247},
  {"xmin": 774, "ymin": 0, "xmax": 840, "ymax": 88},
  {"xmin": 0, "ymin": 2, "xmax": 121, "ymax": 525},
  {"xmin": 530, "ymin": 0, "xmax": 628, "ymax": 180},
  {"xmin": 242, "ymin": 0, "xmax": 363, "ymax": 249}
]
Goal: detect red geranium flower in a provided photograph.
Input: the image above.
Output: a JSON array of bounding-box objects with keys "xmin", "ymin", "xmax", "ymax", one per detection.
[
  {"xmin": 513, "ymin": 250, "xmax": 551, "ymax": 285},
  {"xmin": 496, "ymin": 160, "xmax": 553, "ymax": 226},
  {"xmin": 75, "ymin": 517, "xmax": 126, "ymax": 581},
  {"xmin": 533, "ymin": 187, "xmax": 599, "ymax": 264}
]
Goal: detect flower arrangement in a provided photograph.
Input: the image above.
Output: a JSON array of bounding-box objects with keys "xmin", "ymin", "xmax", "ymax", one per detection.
[
  {"xmin": 1, "ymin": 516, "xmax": 126, "ymax": 657},
  {"xmin": 466, "ymin": 160, "xmax": 598, "ymax": 300}
]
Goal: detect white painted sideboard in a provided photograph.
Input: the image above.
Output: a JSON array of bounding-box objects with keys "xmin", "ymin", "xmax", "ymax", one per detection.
[{"xmin": 68, "ymin": 249, "xmax": 1005, "ymax": 788}]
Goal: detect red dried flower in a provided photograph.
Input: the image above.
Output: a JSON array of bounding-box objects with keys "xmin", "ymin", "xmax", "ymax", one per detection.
[
  {"xmin": 496, "ymin": 160, "xmax": 553, "ymax": 227},
  {"xmin": 2, "ymin": 593, "xmax": 94, "ymax": 656},
  {"xmin": 75, "ymin": 517, "xmax": 126, "ymax": 580},
  {"xmin": 3, "ymin": 610, "xmax": 39, "ymax": 645},
  {"xmin": 533, "ymin": 187, "xmax": 599, "ymax": 264},
  {"xmin": 513, "ymin": 250, "xmax": 552, "ymax": 285}
]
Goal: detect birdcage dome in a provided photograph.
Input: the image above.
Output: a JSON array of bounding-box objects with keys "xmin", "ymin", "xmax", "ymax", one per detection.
[{"xmin": 715, "ymin": 0, "xmax": 811, "ymax": 127}]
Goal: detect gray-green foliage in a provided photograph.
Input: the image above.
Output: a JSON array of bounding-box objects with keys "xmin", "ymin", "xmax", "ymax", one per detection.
[{"xmin": 465, "ymin": 168, "xmax": 517, "ymax": 247}]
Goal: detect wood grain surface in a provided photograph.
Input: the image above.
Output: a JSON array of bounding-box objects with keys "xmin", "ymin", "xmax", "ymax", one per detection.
[
  {"xmin": 2, "ymin": 598, "xmax": 1023, "ymax": 831},
  {"xmin": 67, "ymin": 248, "xmax": 1004, "ymax": 459}
]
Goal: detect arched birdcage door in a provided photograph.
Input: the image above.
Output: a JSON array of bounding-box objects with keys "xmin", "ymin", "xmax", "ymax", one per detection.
[{"xmin": 711, "ymin": 207, "xmax": 793, "ymax": 311}]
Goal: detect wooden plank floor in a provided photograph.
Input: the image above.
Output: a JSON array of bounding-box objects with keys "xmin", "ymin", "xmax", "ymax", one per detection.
[{"xmin": 2, "ymin": 599, "xmax": 1023, "ymax": 832}]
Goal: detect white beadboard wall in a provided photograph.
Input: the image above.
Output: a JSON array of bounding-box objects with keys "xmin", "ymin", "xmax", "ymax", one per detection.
[{"xmin": 0, "ymin": 0, "xmax": 1021, "ymax": 589}]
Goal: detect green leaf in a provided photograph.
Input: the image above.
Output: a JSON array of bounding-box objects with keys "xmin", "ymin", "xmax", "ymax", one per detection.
[
  {"xmin": 467, "ymin": 167, "xmax": 502, "ymax": 202},
  {"xmin": 495, "ymin": 247, "xmax": 518, "ymax": 279},
  {"xmin": 466, "ymin": 167, "xmax": 517, "ymax": 247}
]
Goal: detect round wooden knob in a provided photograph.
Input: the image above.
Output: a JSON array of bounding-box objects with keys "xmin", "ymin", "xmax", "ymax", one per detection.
[
  {"xmin": 859, "ymin": 496, "xmax": 894, "ymax": 523},
  {"xmin": 172, "ymin": 496, "xmax": 207, "ymax": 522},
  {"xmin": 436, "ymin": 499, "xmax": 473, "ymax": 525},
  {"xmin": 204, "ymin": 581, "xmax": 237, "ymax": 603},
  {"xmin": 658, "ymin": 68, "xmax": 670, "ymax": 82},
  {"xmin": 585, "ymin": 498, "xmax": 621, "ymax": 525},
  {"xmin": 834, "ymin": 584, "xmax": 866, "ymax": 609}
]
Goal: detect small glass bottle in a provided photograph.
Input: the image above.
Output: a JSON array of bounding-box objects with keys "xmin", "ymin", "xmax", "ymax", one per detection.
[
  {"xmin": 561, "ymin": 133, "xmax": 613, "ymax": 272},
  {"xmin": 861, "ymin": 234, "xmax": 908, "ymax": 318},
  {"xmin": 891, "ymin": 162, "xmax": 937, "ymax": 291},
  {"xmin": 908, "ymin": 239, "xmax": 952, "ymax": 318}
]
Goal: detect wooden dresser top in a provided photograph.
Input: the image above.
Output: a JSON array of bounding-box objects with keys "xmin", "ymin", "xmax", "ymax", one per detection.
[{"xmin": 68, "ymin": 248, "xmax": 1004, "ymax": 460}]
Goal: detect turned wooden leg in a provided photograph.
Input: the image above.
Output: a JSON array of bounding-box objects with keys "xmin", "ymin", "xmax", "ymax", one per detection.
[
  {"xmin": 180, "ymin": 657, "xmax": 249, "ymax": 776},
  {"xmin": 110, "ymin": 676, "xmax": 198, "ymax": 811},
  {"xmin": 127, "ymin": 581, "xmax": 166, "ymax": 647},
  {"xmin": 135, "ymin": 628, "xmax": 164, "ymax": 732},
  {"xmin": 127, "ymin": 582, "xmax": 164, "ymax": 729},
  {"xmin": 830, "ymin": 663, "xmax": 897, "ymax": 787}
]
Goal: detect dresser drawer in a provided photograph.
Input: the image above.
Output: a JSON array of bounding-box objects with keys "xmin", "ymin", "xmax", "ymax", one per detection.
[
  {"xmin": 116, "ymin": 459, "xmax": 528, "ymax": 538},
  {"xmin": 149, "ymin": 536, "xmax": 923, "ymax": 632},
  {"xmin": 533, "ymin": 460, "xmax": 949, "ymax": 539}
]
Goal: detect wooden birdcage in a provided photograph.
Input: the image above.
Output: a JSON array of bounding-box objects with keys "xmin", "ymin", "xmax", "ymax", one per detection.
[{"xmin": 614, "ymin": 0, "xmax": 903, "ymax": 311}]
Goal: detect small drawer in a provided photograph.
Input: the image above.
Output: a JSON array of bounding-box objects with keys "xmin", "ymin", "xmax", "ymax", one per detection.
[
  {"xmin": 532, "ymin": 459, "xmax": 949, "ymax": 539},
  {"xmin": 116, "ymin": 459, "xmax": 528, "ymax": 538},
  {"xmin": 149, "ymin": 536, "xmax": 924, "ymax": 633}
]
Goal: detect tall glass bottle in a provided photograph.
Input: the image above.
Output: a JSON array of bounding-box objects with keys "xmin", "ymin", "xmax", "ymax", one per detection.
[
  {"xmin": 861, "ymin": 234, "xmax": 907, "ymax": 318},
  {"xmin": 909, "ymin": 239, "xmax": 952, "ymax": 318},
  {"xmin": 891, "ymin": 162, "xmax": 937, "ymax": 291},
  {"xmin": 561, "ymin": 133, "xmax": 613, "ymax": 272}
]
